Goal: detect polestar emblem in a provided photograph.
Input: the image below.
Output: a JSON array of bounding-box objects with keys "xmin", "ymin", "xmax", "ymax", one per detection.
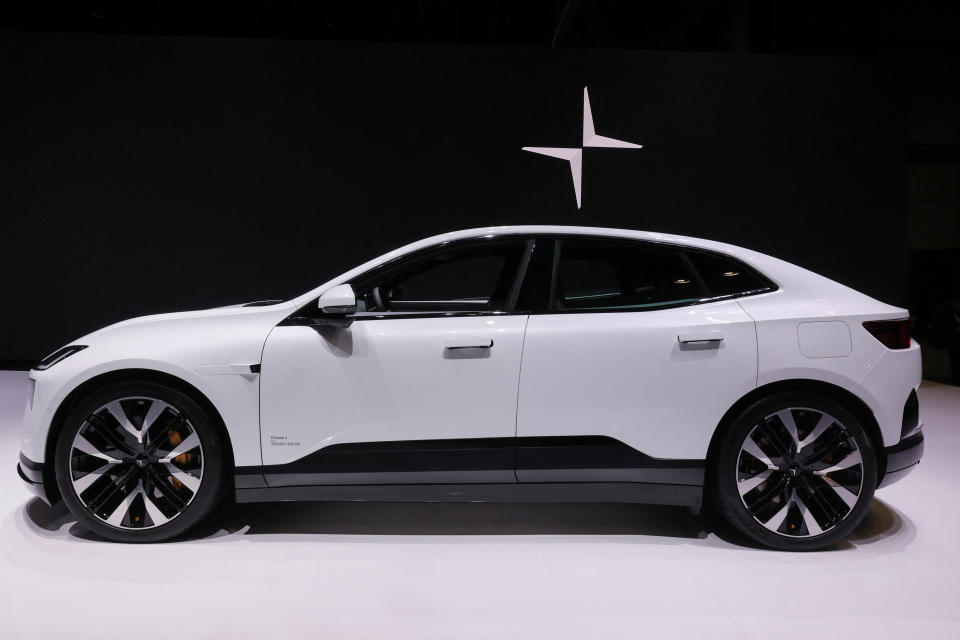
[{"xmin": 523, "ymin": 87, "xmax": 642, "ymax": 209}]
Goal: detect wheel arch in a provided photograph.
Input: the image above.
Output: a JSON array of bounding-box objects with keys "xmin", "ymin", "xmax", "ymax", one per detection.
[
  {"xmin": 704, "ymin": 378, "xmax": 886, "ymax": 496},
  {"xmin": 42, "ymin": 368, "xmax": 235, "ymax": 504}
]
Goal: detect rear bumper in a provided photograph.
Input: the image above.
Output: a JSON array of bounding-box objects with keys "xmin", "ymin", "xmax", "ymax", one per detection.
[
  {"xmin": 17, "ymin": 453, "xmax": 51, "ymax": 505},
  {"xmin": 878, "ymin": 429, "xmax": 924, "ymax": 489}
]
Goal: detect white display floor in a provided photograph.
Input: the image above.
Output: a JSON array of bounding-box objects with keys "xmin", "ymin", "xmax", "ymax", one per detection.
[{"xmin": 1, "ymin": 371, "xmax": 957, "ymax": 639}]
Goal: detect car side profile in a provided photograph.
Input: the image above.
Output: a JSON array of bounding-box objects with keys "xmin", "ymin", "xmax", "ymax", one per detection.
[{"xmin": 17, "ymin": 226, "xmax": 924, "ymax": 550}]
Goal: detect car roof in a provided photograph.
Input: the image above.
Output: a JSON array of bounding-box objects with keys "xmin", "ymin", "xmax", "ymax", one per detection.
[
  {"xmin": 425, "ymin": 224, "xmax": 716, "ymax": 243},
  {"xmin": 413, "ymin": 225, "xmax": 769, "ymax": 263}
]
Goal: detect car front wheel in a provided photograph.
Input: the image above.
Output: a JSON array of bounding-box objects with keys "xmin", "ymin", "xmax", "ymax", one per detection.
[
  {"xmin": 55, "ymin": 381, "xmax": 228, "ymax": 543},
  {"xmin": 709, "ymin": 391, "xmax": 878, "ymax": 551}
]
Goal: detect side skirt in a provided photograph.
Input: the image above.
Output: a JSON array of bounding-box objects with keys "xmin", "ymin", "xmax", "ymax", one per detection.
[
  {"xmin": 238, "ymin": 435, "xmax": 706, "ymax": 488},
  {"xmin": 235, "ymin": 482, "xmax": 703, "ymax": 508}
]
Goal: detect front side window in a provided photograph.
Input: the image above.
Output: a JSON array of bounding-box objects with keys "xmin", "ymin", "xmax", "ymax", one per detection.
[
  {"xmin": 353, "ymin": 239, "xmax": 529, "ymax": 314},
  {"xmin": 554, "ymin": 239, "xmax": 707, "ymax": 311}
]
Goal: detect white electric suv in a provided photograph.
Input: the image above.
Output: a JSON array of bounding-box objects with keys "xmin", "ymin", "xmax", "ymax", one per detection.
[{"xmin": 18, "ymin": 226, "xmax": 924, "ymax": 549}]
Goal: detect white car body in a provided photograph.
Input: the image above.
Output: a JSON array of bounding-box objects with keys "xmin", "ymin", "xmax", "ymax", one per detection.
[{"xmin": 19, "ymin": 226, "xmax": 922, "ymax": 512}]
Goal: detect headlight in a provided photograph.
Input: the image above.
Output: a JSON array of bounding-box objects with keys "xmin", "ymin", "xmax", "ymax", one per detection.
[{"xmin": 33, "ymin": 345, "xmax": 88, "ymax": 371}]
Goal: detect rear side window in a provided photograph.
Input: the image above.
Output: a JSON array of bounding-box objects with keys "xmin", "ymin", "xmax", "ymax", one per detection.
[
  {"xmin": 685, "ymin": 250, "xmax": 773, "ymax": 297},
  {"xmin": 555, "ymin": 239, "xmax": 707, "ymax": 311},
  {"xmin": 549, "ymin": 237, "xmax": 776, "ymax": 313}
]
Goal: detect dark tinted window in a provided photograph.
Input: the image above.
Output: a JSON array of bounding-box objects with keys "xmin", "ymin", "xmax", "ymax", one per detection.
[
  {"xmin": 686, "ymin": 251, "xmax": 773, "ymax": 297},
  {"xmin": 354, "ymin": 239, "xmax": 528, "ymax": 313},
  {"xmin": 514, "ymin": 239, "xmax": 555, "ymax": 312},
  {"xmin": 555, "ymin": 239, "xmax": 707, "ymax": 311}
]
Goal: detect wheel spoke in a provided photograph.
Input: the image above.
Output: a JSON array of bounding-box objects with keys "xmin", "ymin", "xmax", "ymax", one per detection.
[
  {"xmin": 85, "ymin": 465, "xmax": 137, "ymax": 514},
  {"xmin": 160, "ymin": 432, "xmax": 200, "ymax": 462},
  {"xmin": 146, "ymin": 466, "xmax": 188, "ymax": 510},
  {"xmin": 140, "ymin": 400, "xmax": 169, "ymax": 446},
  {"xmin": 813, "ymin": 448, "xmax": 862, "ymax": 476},
  {"xmin": 796, "ymin": 495, "xmax": 824, "ymax": 536},
  {"xmin": 85, "ymin": 414, "xmax": 136, "ymax": 456},
  {"xmin": 801, "ymin": 476, "xmax": 845, "ymax": 523},
  {"xmin": 105, "ymin": 480, "xmax": 141, "ymax": 527},
  {"xmin": 746, "ymin": 474, "xmax": 790, "ymax": 513},
  {"xmin": 801, "ymin": 429, "xmax": 848, "ymax": 466},
  {"xmin": 799, "ymin": 413, "xmax": 834, "ymax": 449},
  {"xmin": 144, "ymin": 415, "xmax": 188, "ymax": 456},
  {"xmin": 741, "ymin": 437, "xmax": 779, "ymax": 470},
  {"xmin": 762, "ymin": 418, "xmax": 793, "ymax": 459},
  {"xmin": 738, "ymin": 469, "xmax": 773, "ymax": 496},
  {"xmin": 164, "ymin": 462, "xmax": 201, "ymax": 493},
  {"xmin": 141, "ymin": 491, "xmax": 170, "ymax": 526},
  {"xmin": 73, "ymin": 434, "xmax": 123, "ymax": 464},
  {"xmin": 821, "ymin": 476, "xmax": 859, "ymax": 509},
  {"xmin": 105, "ymin": 400, "xmax": 141, "ymax": 444},
  {"xmin": 73, "ymin": 462, "xmax": 117, "ymax": 494},
  {"xmin": 763, "ymin": 497, "xmax": 792, "ymax": 532},
  {"xmin": 775, "ymin": 409, "xmax": 800, "ymax": 448}
]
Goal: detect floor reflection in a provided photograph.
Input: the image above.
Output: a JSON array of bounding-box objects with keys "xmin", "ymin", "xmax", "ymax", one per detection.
[
  {"xmin": 227, "ymin": 500, "xmax": 708, "ymax": 538},
  {"xmin": 21, "ymin": 494, "xmax": 910, "ymax": 551}
]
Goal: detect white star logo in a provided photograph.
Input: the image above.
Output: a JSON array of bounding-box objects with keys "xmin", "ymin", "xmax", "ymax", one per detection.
[{"xmin": 523, "ymin": 87, "xmax": 643, "ymax": 209}]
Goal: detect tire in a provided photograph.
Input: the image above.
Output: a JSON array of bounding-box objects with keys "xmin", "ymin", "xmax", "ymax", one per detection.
[
  {"xmin": 708, "ymin": 391, "xmax": 877, "ymax": 551},
  {"xmin": 55, "ymin": 381, "xmax": 229, "ymax": 543}
]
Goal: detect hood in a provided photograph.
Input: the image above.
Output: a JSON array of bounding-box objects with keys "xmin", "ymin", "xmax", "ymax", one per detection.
[{"xmin": 56, "ymin": 301, "xmax": 297, "ymax": 370}]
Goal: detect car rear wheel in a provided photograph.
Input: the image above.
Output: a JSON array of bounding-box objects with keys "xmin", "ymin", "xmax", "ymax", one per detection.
[
  {"xmin": 55, "ymin": 381, "xmax": 229, "ymax": 543},
  {"xmin": 708, "ymin": 391, "xmax": 877, "ymax": 551}
]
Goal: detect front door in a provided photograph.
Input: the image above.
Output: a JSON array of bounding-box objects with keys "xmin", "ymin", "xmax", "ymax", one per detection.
[{"xmin": 259, "ymin": 237, "xmax": 532, "ymax": 486}]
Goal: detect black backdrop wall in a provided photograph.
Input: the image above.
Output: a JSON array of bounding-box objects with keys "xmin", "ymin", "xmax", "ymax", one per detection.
[{"xmin": 0, "ymin": 30, "xmax": 905, "ymax": 364}]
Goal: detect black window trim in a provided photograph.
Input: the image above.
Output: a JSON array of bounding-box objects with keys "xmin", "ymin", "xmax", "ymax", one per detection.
[
  {"xmin": 280, "ymin": 232, "xmax": 779, "ymax": 326},
  {"xmin": 538, "ymin": 234, "xmax": 779, "ymax": 315}
]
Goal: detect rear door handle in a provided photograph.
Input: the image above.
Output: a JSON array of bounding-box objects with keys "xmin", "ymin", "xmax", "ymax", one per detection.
[
  {"xmin": 678, "ymin": 332, "xmax": 724, "ymax": 344},
  {"xmin": 444, "ymin": 337, "xmax": 494, "ymax": 349}
]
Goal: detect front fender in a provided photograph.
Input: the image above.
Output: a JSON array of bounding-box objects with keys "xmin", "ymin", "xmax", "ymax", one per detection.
[
  {"xmin": 19, "ymin": 302, "xmax": 287, "ymax": 467},
  {"xmin": 22, "ymin": 356, "xmax": 264, "ymax": 469}
]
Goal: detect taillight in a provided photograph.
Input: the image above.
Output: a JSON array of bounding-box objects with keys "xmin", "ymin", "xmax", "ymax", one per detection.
[{"xmin": 862, "ymin": 318, "xmax": 912, "ymax": 349}]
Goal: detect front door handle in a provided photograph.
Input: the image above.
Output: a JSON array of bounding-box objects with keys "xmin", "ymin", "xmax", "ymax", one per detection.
[
  {"xmin": 444, "ymin": 337, "xmax": 494, "ymax": 349},
  {"xmin": 678, "ymin": 332, "xmax": 724, "ymax": 344}
]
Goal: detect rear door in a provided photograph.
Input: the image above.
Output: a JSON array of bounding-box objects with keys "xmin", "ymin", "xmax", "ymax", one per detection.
[{"xmin": 515, "ymin": 236, "xmax": 760, "ymax": 482}]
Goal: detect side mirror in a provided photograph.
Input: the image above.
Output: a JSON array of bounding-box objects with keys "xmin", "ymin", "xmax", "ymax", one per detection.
[{"xmin": 318, "ymin": 284, "xmax": 357, "ymax": 315}]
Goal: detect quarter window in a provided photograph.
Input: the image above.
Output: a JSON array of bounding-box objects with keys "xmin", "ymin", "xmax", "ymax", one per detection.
[{"xmin": 685, "ymin": 250, "xmax": 771, "ymax": 297}]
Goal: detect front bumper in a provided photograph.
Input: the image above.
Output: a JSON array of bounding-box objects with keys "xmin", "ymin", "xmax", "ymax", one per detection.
[
  {"xmin": 17, "ymin": 453, "xmax": 51, "ymax": 504},
  {"xmin": 878, "ymin": 429, "xmax": 924, "ymax": 489}
]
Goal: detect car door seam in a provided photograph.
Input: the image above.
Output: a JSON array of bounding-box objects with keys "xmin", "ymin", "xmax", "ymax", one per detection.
[
  {"xmin": 735, "ymin": 299, "xmax": 760, "ymax": 389},
  {"xmin": 512, "ymin": 313, "xmax": 531, "ymax": 482}
]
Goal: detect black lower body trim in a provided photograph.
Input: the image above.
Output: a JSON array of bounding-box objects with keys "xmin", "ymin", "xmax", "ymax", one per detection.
[
  {"xmin": 234, "ymin": 436, "xmax": 704, "ymax": 507},
  {"xmin": 237, "ymin": 435, "xmax": 705, "ymax": 489},
  {"xmin": 236, "ymin": 482, "xmax": 703, "ymax": 507},
  {"xmin": 879, "ymin": 429, "xmax": 924, "ymax": 488},
  {"xmin": 17, "ymin": 453, "xmax": 50, "ymax": 504},
  {"xmin": 264, "ymin": 469, "xmax": 517, "ymax": 485},
  {"xmin": 256, "ymin": 437, "xmax": 516, "ymax": 487},
  {"xmin": 515, "ymin": 436, "xmax": 704, "ymax": 484}
]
